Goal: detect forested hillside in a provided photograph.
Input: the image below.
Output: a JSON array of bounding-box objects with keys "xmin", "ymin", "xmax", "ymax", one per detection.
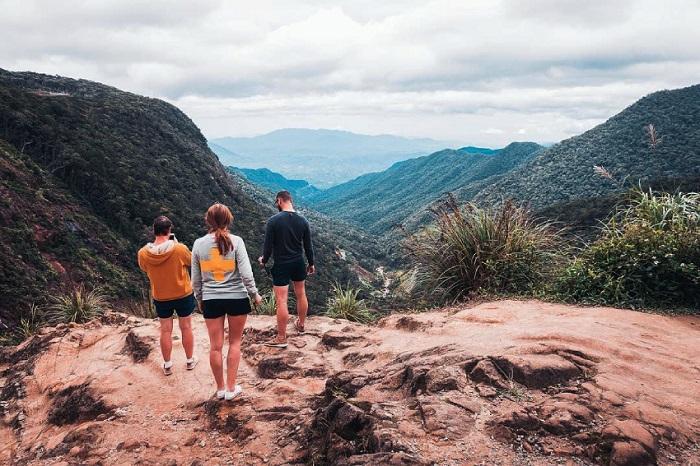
[
  {"xmin": 0, "ymin": 140, "xmax": 140, "ymax": 331},
  {"xmin": 0, "ymin": 69, "xmax": 386, "ymax": 329},
  {"xmin": 475, "ymin": 84, "xmax": 700, "ymax": 208},
  {"xmin": 307, "ymin": 142, "xmax": 542, "ymax": 234}
]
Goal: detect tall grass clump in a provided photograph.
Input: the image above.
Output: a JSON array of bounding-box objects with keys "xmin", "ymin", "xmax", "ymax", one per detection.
[
  {"xmin": 255, "ymin": 291, "xmax": 278, "ymax": 316},
  {"xmin": 555, "ymin": 189, "xmax": 700, "ymax": 309},
  {"xmin": 18, "ymin": 303, "xmax": 45, "ymax": 339},
  {"xmin": 325, "ymin": 283, "xmax": 375, "ymax": 323},
  {"xmin": 48, "ymin": 285, "xmax": 108, "ymax": 323},
  {"xmin": 407, "ymin": 196, "xmax": 562, "ymax": 301}
]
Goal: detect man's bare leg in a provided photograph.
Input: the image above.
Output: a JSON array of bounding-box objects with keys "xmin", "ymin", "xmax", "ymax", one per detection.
[
  {"xmin": 273, "ymin": 285, "xmax": 289, "ymax": 342},
  {"xmin": 177, "ymin": 315, "xmax": 194, "ymax": 360},
  {"xmin": 159, "ymin": 317, "xmax": 173, "ymax": 363},
  {"xmin": 292, "ymin": 280, "xmax": 308, "ymax": 329}
]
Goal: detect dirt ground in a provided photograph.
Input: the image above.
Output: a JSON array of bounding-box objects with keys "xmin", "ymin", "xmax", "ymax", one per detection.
[{"xmin": 0, "ymin": 299, "xmax": 698, "ymax": 465}]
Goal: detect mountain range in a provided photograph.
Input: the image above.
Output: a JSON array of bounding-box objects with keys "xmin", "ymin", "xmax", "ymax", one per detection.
[
  {"xmin": 0, "ymin": 69, "xmax": 389, "ymax": 331},
  {"xmin": 305, "ymin": 142, "xmax": 543, "ymax": 234},
  {"xmin": 274, "ymin": 85, "xmax": 699, "ymax": 236},
  {"xmin": 209, "ymin": 128, "xmax": 455, "ymax": 187}
]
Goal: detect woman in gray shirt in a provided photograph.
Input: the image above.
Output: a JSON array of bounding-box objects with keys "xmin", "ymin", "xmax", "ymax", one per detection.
[{"xmin": 192, "ymin": 203, "xmax": 262, "ymax": 401}]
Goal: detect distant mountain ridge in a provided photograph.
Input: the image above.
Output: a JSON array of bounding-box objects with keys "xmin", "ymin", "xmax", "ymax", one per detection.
[
  {"xmin": 306, "ymin": 142, "xmax": 543, "ymax": 234},
  {"xmin": 231, "ymin": 167, "xmax": 321, "ymax": 199},
  {"xmin": 209, "ymin": 128, "xmax": 456, "ymax": 187}
]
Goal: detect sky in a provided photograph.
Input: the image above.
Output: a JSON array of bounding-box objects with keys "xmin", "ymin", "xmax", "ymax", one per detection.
[{"xmin": 1, "ymin": 0, "xmax": 699, "ymax": 146}]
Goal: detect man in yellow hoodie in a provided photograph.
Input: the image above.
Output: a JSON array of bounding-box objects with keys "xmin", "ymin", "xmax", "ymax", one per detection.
[{"xmin": 138, "ymin": 216, "xmax": 197, "ymax": 375}]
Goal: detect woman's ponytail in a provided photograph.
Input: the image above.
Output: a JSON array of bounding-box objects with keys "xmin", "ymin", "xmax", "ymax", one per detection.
[{"xmin": 205, "ymin": 204, "xmax": 234, "ymax": 255}]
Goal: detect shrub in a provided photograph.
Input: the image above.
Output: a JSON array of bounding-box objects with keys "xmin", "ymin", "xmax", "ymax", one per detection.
[
  {"xmin": 48, "ymin": 285, "xmax": 108, "ymax": 324},
  {"xmin": 406, "ymin": 197, "xmax": 562, "ymax": 301},
  {"xmin": 325, "ymin": 283, "xmax": 374, "ymax": 323},
  {"xmin": 554, "ymin": 189, "xmax": 700, "ymax": 309}
]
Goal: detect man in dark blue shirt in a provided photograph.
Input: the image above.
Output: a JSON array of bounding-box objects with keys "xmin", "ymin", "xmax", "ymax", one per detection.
[{"xmin": 258, "ymin": 191, "xmax": 315, "ymax": 347}]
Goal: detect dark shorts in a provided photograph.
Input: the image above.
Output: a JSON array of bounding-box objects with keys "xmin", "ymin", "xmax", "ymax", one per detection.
[
  {"xmin": 271, "ymin": 260, "xmax": 307, "ymax": 286},
  {"xmin": 202, "ymin": 298, "xmax": 251, "ymax": 319},
  {"xmin": 153, "ymin": 293, "xmax": 195, "ymax": 319}
]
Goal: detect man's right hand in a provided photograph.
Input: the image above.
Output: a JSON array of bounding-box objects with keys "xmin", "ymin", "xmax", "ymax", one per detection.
[
  {"xmin": 258, "ymin": 256, "xmax": 265, "ymax": 266},
  {"xmin": 307, "ymin": 264, "xmax": 316, "ymax": 275}
]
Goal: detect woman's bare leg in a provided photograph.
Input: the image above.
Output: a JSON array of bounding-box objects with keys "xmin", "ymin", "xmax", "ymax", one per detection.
[
  {"xmin": 204, "ymin": 316, "xmax": 225, "ymax": 391},
  {"xmin": 226, "ymin": 314, "xmax": 247, "ymax": 390}
]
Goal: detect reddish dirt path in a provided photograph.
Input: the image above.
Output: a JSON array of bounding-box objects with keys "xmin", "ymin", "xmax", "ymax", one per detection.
[{"xmin": 1, "ymin": 300, "xmax": 698, "ymax": 465}]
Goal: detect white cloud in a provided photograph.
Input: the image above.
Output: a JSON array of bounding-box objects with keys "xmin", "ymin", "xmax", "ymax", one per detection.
[{"xmin": 1, "ymin": 0, "xmax": 699, "ymax": 145}]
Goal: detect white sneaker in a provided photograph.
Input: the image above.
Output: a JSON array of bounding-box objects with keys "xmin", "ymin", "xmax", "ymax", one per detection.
[
  {"xmin": 224, "ymin": 385, "xmax": 242, "ymax": 401},
  {"xmin": 216, "ymin": 389, "xmax": 226, "ymax": 400}
]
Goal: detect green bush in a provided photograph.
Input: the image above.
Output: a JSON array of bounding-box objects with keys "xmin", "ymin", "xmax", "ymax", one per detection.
[
  {"xmin": 554, "ymin": 189, "xmax": 700, "ymax": 309},
  {"xmin": 48, "ymin": 285, "xmax": 108, "ymax": 324},
  {"xmin": 407, "ymin": 197, "xmax": 562, "ymax": 301},
  {"xmin": 325, "ymin": 283, "xmax": 374, "ymax": 323}
]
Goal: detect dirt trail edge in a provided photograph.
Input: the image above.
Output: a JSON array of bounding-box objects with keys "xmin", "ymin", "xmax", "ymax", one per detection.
[{"xmin": 1, "ymin": 300, "xmax": 698, "ymax": 465}]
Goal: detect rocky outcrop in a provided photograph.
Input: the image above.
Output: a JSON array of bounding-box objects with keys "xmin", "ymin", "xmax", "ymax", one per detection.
[{"xmin": 1, "ymin": 300, "xmax": 698, "ymax": 465}]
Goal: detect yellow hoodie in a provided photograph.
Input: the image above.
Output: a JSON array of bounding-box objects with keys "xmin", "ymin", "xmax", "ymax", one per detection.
[{"xmin": 137, "ymin": 240, "xmax": 193, "ymax": 301}]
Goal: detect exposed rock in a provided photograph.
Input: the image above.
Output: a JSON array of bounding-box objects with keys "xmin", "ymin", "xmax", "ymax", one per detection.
[
  {"xmin": 1, "ymin": 302, "xmax": 697, "ymax": 465},
  {"xmin": 538, "ymin": 401, "xmax": 595, "ymax": 434},
  {"xmin": 602, "ymin": 419, "xmax": 657, "ymax": 456},
  {"xmin": 492, "ymin": 354, "xmax": 582, "ymax": 388},
  {"xmin": 468, "ymin": 359, "xmax": 507, "ymax": 389},
  {"xmin": 610, "ymin": 441, "xmax": 655, "ymax": 466},
  {"xmin": 425, "ymin": 366, "xmax": 467, "ymax": 393},
  {"xmin": 320, "ymin": 331, "xmax": 364, "ymax": 349},
  {"xmin": 249, "ymin": 348, "xmax": 327, "ymax": 379}
]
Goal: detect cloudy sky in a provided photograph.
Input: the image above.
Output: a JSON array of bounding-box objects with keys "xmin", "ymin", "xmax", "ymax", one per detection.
[{"xmin": 1, "ymin": 0, "xmax": 699, "ymax": 146}]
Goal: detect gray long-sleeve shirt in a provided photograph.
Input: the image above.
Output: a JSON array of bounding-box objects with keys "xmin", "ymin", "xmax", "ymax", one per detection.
[{"xmin": 191, "ymin": 233, "xmax": 258, "ymax": 301}]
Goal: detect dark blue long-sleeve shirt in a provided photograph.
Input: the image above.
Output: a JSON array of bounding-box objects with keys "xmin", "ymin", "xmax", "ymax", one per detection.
[{"xmin": 261, "ymin": 211, "xmax": 314, "ymax": 266}]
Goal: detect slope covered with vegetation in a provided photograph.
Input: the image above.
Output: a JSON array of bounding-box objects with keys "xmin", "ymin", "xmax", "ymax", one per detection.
[
  {"xmin": 0, "ymin": 69, "xmax": 388, "ymax": 331},
  {"xmin": 306, "ymin": 142, "xmax": 542, "ymax": 234},
  {"xmin": 0, "ymin": 140, "xmax": 140, "ymax": 333},
  {"xmin": 475, "ymin": 84, "xmax": 700, "ymax": 208}
]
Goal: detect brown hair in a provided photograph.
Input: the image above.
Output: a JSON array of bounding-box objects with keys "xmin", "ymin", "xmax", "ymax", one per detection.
[
  {"xmin": 276, "ymin": 190, "xmax": 292, "ymax": 203},
  {"xmin": 205, "ymin": 203, "xmax": 234, "ymax": 255},
  {"xmin": 153, "ymin": 216, "xmax": 172, "ymax": 236}
]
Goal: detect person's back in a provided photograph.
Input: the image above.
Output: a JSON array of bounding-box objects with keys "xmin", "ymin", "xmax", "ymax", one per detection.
[
  {"xmin": 263, "ymin": 210, "xmax": 314, "ymax": 265},
  {"xmin": 138, "ymin": 241, "xmax": 193, "ymax": 301},
  {"xmin": 137, "ymin": 216, "xmax": 197, "ymax": 375}
]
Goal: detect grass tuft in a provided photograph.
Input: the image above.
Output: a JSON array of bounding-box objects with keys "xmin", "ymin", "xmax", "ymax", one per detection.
[
  {"xmin": 325, "ymin": 283, "xmax": 375, "ymax": 324},
  {"xmin": 48, "ymin": 285, "xmax": 107, "ymax": 324}
]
